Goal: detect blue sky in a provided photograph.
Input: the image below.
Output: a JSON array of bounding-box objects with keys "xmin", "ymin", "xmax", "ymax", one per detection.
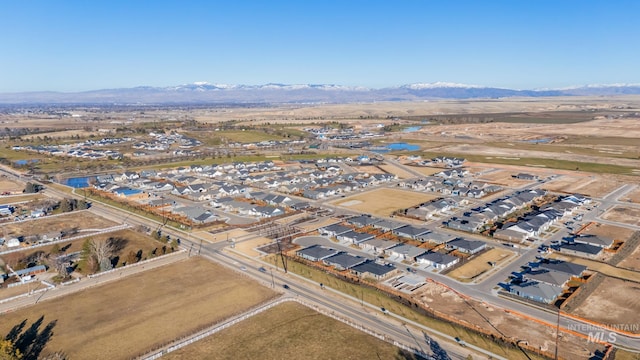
[{"xmin": 1, "ymin": 1, "xmax": 638, "ymax": 92}]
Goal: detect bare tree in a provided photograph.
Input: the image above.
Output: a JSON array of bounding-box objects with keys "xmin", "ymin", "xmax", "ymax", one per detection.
[{"xmin": 90, "ymin": 239, "xmax": 116, "ymax": 271}]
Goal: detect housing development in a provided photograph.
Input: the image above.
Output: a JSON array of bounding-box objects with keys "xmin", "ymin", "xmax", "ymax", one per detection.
[{"xmin": 0, "ymin": 96, "xmax": 639, "ymax": 360}]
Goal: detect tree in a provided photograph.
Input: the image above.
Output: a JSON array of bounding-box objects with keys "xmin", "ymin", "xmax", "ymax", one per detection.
[
  {"xmin": 90, "ymin": 239, "xmax": 115, "ymax": 272},
  {"xmin": 0, "ymin": 339, "xmax": 21, "ymax": 360}
]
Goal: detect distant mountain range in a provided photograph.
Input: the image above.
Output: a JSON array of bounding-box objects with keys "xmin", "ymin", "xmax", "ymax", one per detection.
[{"xmin": 1, "ymin": 82, "xmax": 640, "ymax": 105}]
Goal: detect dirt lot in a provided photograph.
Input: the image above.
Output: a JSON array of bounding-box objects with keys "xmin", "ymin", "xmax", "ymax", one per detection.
[
  {"xmin": 581, "ymin": 223, "xmax": 635, "ymax": 242},
  {"xmin": 233, "ymin": 236, "xmax": 273, "ymax": 257},
  {"xmin": 476, "ymin": 169, "xmax": 538, "ymax": 187},
  {"xmin": 414, "ymin": 281, "xmax": 603, "ymax": 359},
  {"xmin": 294, "ymin": 217, "xmax": 340, "ymax": 232},
  {"xmin": 163, "ymin": 301, "xmax": 415, "ymax": 360},
  {"xmin": 351, "ymin": 165, "xmax": 387, "ymax": 175},
  {"xmin": 542, "ymin": 174, "xmax": 625, "ymax": 198},
  {"xmin": 407, "ymin": 166, "xmax": 443, "ymax": 176},
  {"xmin": 0, "ymin": 211, "xmax": 117, "ymax": 240},
  {"xmin": 620, "ymin": 187, "xmax": 640, "ymax": 204},
  {"xmin": 0, "ymin": 179, "xmax": 25, "ymax": 193},
  {"xmin": 377, "ymin": 163, "xmax": 415, "ymax": 179},
  {"xmin": 572, "ymin": 276, "xmax": 640, "ymax": 332},
  {"xmin": 0, "ymin": 257, "xmax": 278, "ymax": 359},
  {"xmin": 334, "ymin": 188, "xmax": 439, "ymax": 217},
  {"xmin": 446, "ymin": 248, "xmax": 514, "ymax": 282},
  {"xmin": 0, "ymin": 193, "xmax": 42, "ymax": 205},
  {"xmin": 549, "ymin": 253, "xmax": 640, "ymax": 283},
  {"xmin": 602, "ymin": 206, "xmax": 640, "ymax": 227},
  {"xmin": 618, "ymin": 241, "xmax": 640, "ymax": 272}
]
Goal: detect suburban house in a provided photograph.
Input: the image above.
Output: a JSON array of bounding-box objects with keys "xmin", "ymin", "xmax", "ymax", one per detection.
[
  {"xmin": 537, "ymin": 260, "xmax": 586, "ymax": 277},
  {"xmin": 393, "ymin": 225, "xmax": 431, "ymax": 241},
  {"xmin": 446, "ymin": 238, "xmax": 487, "ymax": 255},
  {"xmin": 350, "ymin": 260, "xmax": 396, "ymax": 280},
  {"xmin": 573, "ymin": 234, "xmax": 614, "ymax": 249},
  {"xmin": 557, "ymin": 242, "xmax": 602, "ymax": 258},
  {"xmin": 416, "ymin": 252, "xmax": 460, "ymax": 270},
  {"xmin": 346, "ymin": 214, "xmax": 381, "ymax": 228},
  {"xmin": 508, "ymin": 281, "xmax": 564, "ymax": 304},
  {"xmin": 297, "ymin": 245, "xmax": 340, "ymax": 262},
  {"xmin": 360, "ymin": 238, "xmax": 399, "ymax": 254},
  {"xmin": 385, "ymin": 244, "xmax": 426, "ymax": 263},
  {"xmin": 319, "ymin": 224, "xmax": 352, "ymax": 238},
  {"xmin": 336, "ymin": 230, "xmax": 375, "ymax": 244},
  {"xmin": 323, "ymin": 252, "xmax": 367, "ymax": 270}
]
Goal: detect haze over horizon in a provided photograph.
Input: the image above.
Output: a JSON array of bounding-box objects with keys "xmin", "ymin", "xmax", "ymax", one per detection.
[{"xmin": 1, "ymin": 0, "xmax": 638, "ymax": 93}]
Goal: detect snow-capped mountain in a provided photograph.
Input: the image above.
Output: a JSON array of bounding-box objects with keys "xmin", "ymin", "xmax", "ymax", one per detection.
[{"xmin": 1, "ymin": 82, "xmax": 639, "ymax": 104}]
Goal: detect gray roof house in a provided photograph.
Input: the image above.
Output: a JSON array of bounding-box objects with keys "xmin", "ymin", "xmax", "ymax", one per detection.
[
  {"xmin": 350, "ymin": 260, "xmax": 396, "ymax": 280},
  {"xmin": 336, "ymin": 230, "xmax": 375, "ymax": 244},
  {"xmin": 360, "ymin": 238, "xmax": 399, "ymax": 253},
  {"xmin": 385, "ymin": 244, "xmax": 427, "ymax": 262},
  {"xmin": 509, "ymin": 281, "xmax": 563, "ymax": 304},
  {"xmin": 297, "ymin": 245, "xmax": 340, "ymax": 262},
  {"xmin": 371, "ymin": 219, "xmax": 406, "ymax": 232},
  {"xmin": 319, "ymin": 224, "xmax": 352, "ymax": 237},
  {"xmin": 346, "ymin": 214, "xmax": 381, "ymax": 228},
  {"xmin": 446, "ymin": 238, "xmax": 487, "ymax": 254},
  {"xmin": 323, "ymin": 252, "xmax": 367, "ymax": 270},
  {"xmin": 393, "ymin": 225, "xmax": 431, "ymax": 241},
  {"xmin": 537, "ymin": 261, "xmax": 586, "ymax": 277}
]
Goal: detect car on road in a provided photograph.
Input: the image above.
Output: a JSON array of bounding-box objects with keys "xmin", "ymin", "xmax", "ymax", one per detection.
[
  {"xmin": 283, "ymin": 284, "xmax": 290, "ymax": 289},
  {"xmin": 258, "ymin": 267, "xmax": 267, "ymax": 273}
]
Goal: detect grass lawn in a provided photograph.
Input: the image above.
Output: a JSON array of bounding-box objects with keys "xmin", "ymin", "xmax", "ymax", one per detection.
[
  {"xmin": 0, "ymin": 257, "xmax": 278, "ymax": 359},
  {"xmin": 164, "ymin": 302, "xmax": 418, "ymax": 360}
]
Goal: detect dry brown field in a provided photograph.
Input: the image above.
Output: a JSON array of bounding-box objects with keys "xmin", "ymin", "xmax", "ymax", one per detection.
[
  {"xmin": 233, "ymin": 236, "xmax": 273, "ymax": 258},
  {"xmin": 294, "ymin": 217, "xmax": 340, "ymax": 232},
  {"xmin": 571, "ymin": 276, "xmax": 640, "ymax": 332},
  {"xmin": 602, "ymin": 206, "xmax": 640, "ymax": 227},
  {"xmin": 0, "ymin": 257, "xmax": 278, "ymax": 359},
  {"xmin": 377, "ymin": 163, "xmax": 415, "ymax": 179},
  {"xmin": 0, "ymin": 211, "xmax": 117, "ymax": 239},
  {"xmin": 582, "ymin": 223, "xmax": 635, "ymax": 242},
  {"xmin": 541, "ymin": 174, "xmax": 623, "ymax": 198},
  {"xmin": 476, "ymin": 169, "xmax": 537, "ymax": 187},
  {"xmin": 407, "ymin": 166, "xmax": 443, "ymax": 176},
  {"xmin": 620, "ymin": 187, "xmax": 640, "ymax": 204},
  {"xmin": 0, "ymin": 179, "xmax": 25, "ymax": 193},
  {"xmin": 0, "ymin": 194, "xmax": 42, "ymax": 205},
  {"xmin": 163, "ymin": 301, "xmax": 416, "ymax": 360},
  {"xmin": 351, "ymin": 165, "xmax": 386, "ymax": 175},
  {"xmin": 618, "ymin": 241, "xmax": 640, "ymax": 272},
  {"xmin": 446, "ymin": 248, "xmax": 514, "ymax": 282},
  {"xmin": 21, "ymin": 129, "xmax": 96, "ymax": 140},
  {"xmin": 334, "ymin": 188, "xmax": 439, "ymax": 217}
]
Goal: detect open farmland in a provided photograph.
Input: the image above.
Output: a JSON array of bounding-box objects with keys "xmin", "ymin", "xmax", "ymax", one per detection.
[
  {"xmin": 163, "ymin": 301, "xmax": 420, "ymax": 360},
  {"xmin": 602, "ymin": 206, "xmax": 640, "ymax": 227},
  {"xmin": 571, "ymin": 276, "xmax": 640, "ymax": 333},
  {"xmin": 334, "ymin": 188, "xmax": 439, "ymax": 217},
  {"xmin": 446, "ymin": 248, "xmax": 514, "ymax": 282},
  {"xmin": 0, "ymin": 257, "xmax": 278, "ymax": 359}
]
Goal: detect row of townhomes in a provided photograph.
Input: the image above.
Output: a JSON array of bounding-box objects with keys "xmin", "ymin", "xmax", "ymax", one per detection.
[
  {"xmin": 445, "ymin": 189, "xmax": 548, "ymax": 236},
  {"xmin": 315, "ymin": 214, "xmax": 487, "ymax": 271},
  {"xmin": 399, "ymin": 174, "xmax": 503, "ymax": 199},
  {"xmin": 494, "ymin": 194, "xmax": 591, "ymax": 242}
]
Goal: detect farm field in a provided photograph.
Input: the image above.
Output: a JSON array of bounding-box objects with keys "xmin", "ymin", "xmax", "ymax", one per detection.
[
  {"xmin": 602, "ymin": 206, "xmax": 640, "ymax": 227},
  {"xmin": 334, "ymin": 188, "xmax": 439, "ymax": 217},
  {"xmin": 163, "ymin": 301, "xmax": 418, "ymax": 360},
  {"xmin": 446, "ymin": 248, "xmax": 514, "ymax": 282},
  {"xmin": 571, "ymin": 276, "xmax": 640, "ymax": 333},
  {"xmin": 0, "ymin": 257, "xmax": 278, "ymax": 359}
]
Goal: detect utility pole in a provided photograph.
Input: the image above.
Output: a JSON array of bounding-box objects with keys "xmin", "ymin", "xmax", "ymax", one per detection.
[{"xmin": 555, "ymin": 308, "xmax": 560, "ymax": 360}]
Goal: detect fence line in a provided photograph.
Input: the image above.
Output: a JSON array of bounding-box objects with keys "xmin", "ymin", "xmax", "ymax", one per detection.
[{"xmin": 139, "ymin": 297, "xmax": 430, "ymax": 360}]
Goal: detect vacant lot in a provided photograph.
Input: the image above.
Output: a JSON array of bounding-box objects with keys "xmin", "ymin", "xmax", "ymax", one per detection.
[
  {"xmin": 549, "ymin": 253, "xmax": 640, "ymax": 283},
  {"xmin": 0, "ymin": 257, "xmax": 277, "ymax": 359},
  {"xmin": 447, "ymin": 248, "xmax": 514, "ymax": 282},
  {"xmin": 476, "ymin": 169, "xmax": 537, "ymax": 187},
  {"xmin": 602, "ymin": 206, "xmax": 640, "ymax": 227},
  {"xmin": 572, "ymin": 276, "xmax": 640, "ymax": 332},
  {"xmin": 581, "ymin": 223, "xmax": 635, "ymax": 242},
  {"xmin": 0, "ymin": 179, "xmax": 25, "ymax": 193},
  {"xmin": 542, "ymin": 175, "xmax": 623, "ymax": 198},
  {"xmin": 0, "ymin": 211, "xmax": 117, "ymax": 239},
  {"xmin": 408, "ymin": 166, "xmax": 442, "ymax": 176},
  {"xmin": 351, "ymin": 165, "xmax": 386, "ymax": 175},
  {"xmin": 377, "ymin": 164, "xmax": 414, "ymax": 179},
  {"xmin": 620, "ymin": 187, "xmax": 640, "ymax": 204},
  {"xmin": 164, "ymin": 301, "xmax": 417, "ymax": 360},
  {"xmin": 334, "ymin": 188, "xmax": 439, "ymax": 217},
  {"xmin": 233, "ymin": 236, "xmax": 273, "ymax": 258},
  {"xmin": 0, "ymin": 193, "xmax": 42, "ymax": 205}
]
